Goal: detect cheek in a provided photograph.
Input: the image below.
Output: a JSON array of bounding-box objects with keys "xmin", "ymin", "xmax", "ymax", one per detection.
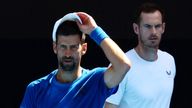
[
  {"xmin": 57, "ymin": 52, "xmax": 63, "ymax": 59},
  {"xmin": 159, "ymin": 30, "xmax": 164, "ymax": 35},
  {"xmin": 139, "ymin": 31, "xmax": 147, "ymax": 38},
  {"xmin": 72, "ymin": 52, "xmax": 82, "ymax": 59},
  {"xmin": 57, "ymin": 50, "xmax": 63, "ymax": 57},
  {"xmin": 138, "ymin": 28, "xmax": 146, "ymax": 36}
]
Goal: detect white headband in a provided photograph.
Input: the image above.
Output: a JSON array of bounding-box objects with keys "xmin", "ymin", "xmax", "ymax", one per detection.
[{"xmin": 52, "ymin": 13, "xmax": 82, "ymax": 42}]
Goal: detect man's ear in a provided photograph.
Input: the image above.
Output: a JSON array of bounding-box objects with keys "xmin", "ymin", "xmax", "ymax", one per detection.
[
  {"xmin": 133, "ymin": 23, "xmax": 139, "ymax": 35},
  {"xmin": 162, "ymin": 22, "xmax": 166, "ymax": 34},
  {"xmin": 53, "ymin": 42, "xmax": 57, "ymax": 54},
  {"xmin": 81, "ymin": 43, "xmax": 87, "ymax": 55}
]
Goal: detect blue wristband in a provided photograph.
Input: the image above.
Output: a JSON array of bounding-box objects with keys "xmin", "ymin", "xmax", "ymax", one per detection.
[{"xmin": 90, "ymin": 27, "xmax": 109, "ymax": 45}]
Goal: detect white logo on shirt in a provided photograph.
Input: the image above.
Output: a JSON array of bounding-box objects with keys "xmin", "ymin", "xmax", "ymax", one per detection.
[{"xmin": 166, "ymin": 70, "xmax": 171, "ymax": 75}]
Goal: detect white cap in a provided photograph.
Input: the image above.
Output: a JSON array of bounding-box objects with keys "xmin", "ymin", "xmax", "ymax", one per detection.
[{"xmin": 52, "ymin": 13, "xmax": 82, "ymax": 42}]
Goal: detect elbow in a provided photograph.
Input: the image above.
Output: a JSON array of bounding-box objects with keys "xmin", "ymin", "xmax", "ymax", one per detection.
[{"xmin": 123, "ymin": 59, "xmax": 131, "ymax": 73}]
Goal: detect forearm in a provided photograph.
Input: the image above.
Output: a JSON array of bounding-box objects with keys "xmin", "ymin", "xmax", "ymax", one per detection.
[{"xmin": 90, "ymin": 27, "xmax": 131, "ymax": 88}]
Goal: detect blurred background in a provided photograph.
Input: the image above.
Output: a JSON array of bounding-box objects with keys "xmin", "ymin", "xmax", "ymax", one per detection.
[{"xmin": 0, "ymin": 0, "xmax": 191, "ymax": 107}]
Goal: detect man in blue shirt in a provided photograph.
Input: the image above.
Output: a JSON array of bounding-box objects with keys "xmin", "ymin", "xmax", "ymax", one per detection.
[{"xmin": 20, "ymin": 12, "xmax": 131, "ymax": 108}]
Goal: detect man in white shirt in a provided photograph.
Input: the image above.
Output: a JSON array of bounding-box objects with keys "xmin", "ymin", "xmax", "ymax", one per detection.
[{"xmin": 104, "ymin": 2, "xmax": 176, "ymax": 108}]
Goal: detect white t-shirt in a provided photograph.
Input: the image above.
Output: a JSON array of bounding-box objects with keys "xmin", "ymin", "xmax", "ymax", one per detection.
[{"xmin": 106, "ymin": 49, "xmax": 176, "ymax": 108}]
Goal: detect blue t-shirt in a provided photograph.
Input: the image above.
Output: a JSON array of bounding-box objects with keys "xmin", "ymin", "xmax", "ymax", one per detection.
[{"xmin": 20, "ymin": 67, "xmax": 118, "ymax": 108}]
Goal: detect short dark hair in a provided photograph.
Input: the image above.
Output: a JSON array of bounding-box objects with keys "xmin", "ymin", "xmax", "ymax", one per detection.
[
  {"xmin": 134, "ymin": 2, "xmax": 165, "ymax": 24},
  {"xmin": 56, "ymin": 21, "xmax": 86, "ymax": 43}
]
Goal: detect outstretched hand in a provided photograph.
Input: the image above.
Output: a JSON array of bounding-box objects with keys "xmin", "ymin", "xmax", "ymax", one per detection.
[{"xmin": 76, "ymin": 12, "xmax": 98, "ymax": 35}]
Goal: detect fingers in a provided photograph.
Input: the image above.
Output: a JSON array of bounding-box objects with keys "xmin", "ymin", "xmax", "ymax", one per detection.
[
  {"xmin": 76, "ymin": 12, "xmax": 90, "ymax": 25},
  {"xmin": 75, "ymin": 12, "xmax": 98, "ymax": 35}
]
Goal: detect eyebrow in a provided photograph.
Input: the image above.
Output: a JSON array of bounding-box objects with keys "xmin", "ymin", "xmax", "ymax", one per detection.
[{"xmin": 143, "ymin": 23, "xmax": 162, "ymax": 27}]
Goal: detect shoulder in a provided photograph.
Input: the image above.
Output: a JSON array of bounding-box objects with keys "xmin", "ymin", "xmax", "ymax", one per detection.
[
  {"xmin": 91, "ymin": 67, "xmax": 107, "ymax": 72},
  {"xmin": 27, "ymin": 70, "xmax": 57, "ymax": 89},
  {"xmin": 125, "ymin": 49, "xmax": 136, "ymax": 57},
  {"xmin": 83, "ymin": 67, "xmax": 107, "ymax": 73},
  {"xmin": 91, "ymin": 67, "xmax": 107, "ymax": 75},
  {"xmin": 81, "ymin": 67, "xmax": 107, "ymax": 78},
  {"xmin": 158, "ymin": 49, "xmax": 175, "ymax": 61},
  {"xmin": 124, "ymin": 49, "xmax": 138, "ymax": 61},
  {"xmin": 125, "ymin": 49, "xmax": 134, "ymax": 55},
  {"xmin": 158, "ymin": 49, "xmax": 176, "ymax": 76}
]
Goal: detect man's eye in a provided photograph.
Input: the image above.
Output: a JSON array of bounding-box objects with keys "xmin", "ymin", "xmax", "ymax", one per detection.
[
  {"xmin": 155, "ymin": 24, "xmax": 162, "ymax": 28},
  {"xmin": 144, "ymin": 24, "xmax": 152, "ymax": 29},
  {"xmin": 70, "ymin": 45, "xmax": 79, "ymax": 50},
  {"xmin": 60, "ymin": 45, "xmax": 67, "ymax": 49}
]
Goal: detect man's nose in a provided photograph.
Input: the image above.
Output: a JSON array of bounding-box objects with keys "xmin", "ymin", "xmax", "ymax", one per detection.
[
  {"xmin": 151, "ymin": 27, "xmax": 157, "ymax": 34},
  {"xmin": 64, "ymin": 48, "xmax": 72, "ymax": 57}
]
